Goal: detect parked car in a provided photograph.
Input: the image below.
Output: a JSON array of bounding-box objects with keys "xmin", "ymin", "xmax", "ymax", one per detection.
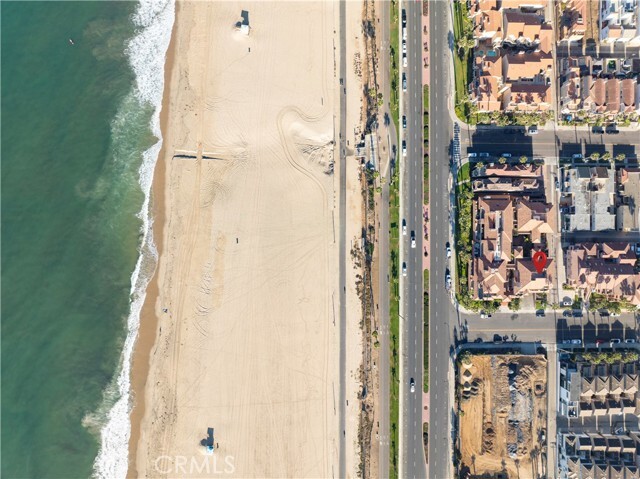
[
  {"xmin": 403, "ymin": 54, "xmax": 407, "ymax": 68},
  {"xmin": 402, "ymin": 262, "xmax": 407, "ymax": 277},
  {"xmin": 606, "ymin": 123, "xmax": 619, "ymax": 134},
  {"xmin": 402, "ymin": 219, "xmax": 407, "ymax": 235},
  {"xmin": 528, "ymin": 125, "xmax": 538, "ymax": 135},
  {"xmin": 563, "ymin": 310, "xmax": 572, "ymax": 317},
  {"xmin": 402, "ymin": 73, "xmax": 407, "ymax": 92},
  {"xmin": 446, "ymin": 243, "xmax": 452, "ymax": 258},
  {"xmin": 445, "ymin": 272, "xmax": 452, "ymax": 290},
  {"xmin": 402, "ymin": 41, "xmax": 407, "ymax": 54},
  {"xmin": 501, "ymin": 153, "xmax": 512, "ymax": 158},
  {"xmin": 402, "ymin": 140, "xmax": 407, "ymax": 157},
  {"xmin": 592, "ymin": 126, "xmax": 604, "ymax": 134},
  {"xmin": 536, "ymin": 310, "xmax": 545, "ymax": 317},
  {"xmin": 402, "ymin": 115, "xmax": 407, "ymax": 129},
  {"xmin": 410, "ymin": 378, "xmax": 415, "ymax": 393},
  {"xmin": 479, "ymin": 152, "xmax": 490, "ymax": 158}
]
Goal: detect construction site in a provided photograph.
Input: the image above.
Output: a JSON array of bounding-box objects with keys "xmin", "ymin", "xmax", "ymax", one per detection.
[{"xmin": 457, "ymin": 353, "xmax": 548, "ymax": 479}]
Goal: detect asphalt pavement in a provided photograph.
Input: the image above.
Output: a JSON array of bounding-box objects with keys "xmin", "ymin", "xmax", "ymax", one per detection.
[
  {"xmin": 459, "ymin": 124, "xmax": 640, "ymax": 161},
  {"xmin": 427, "ymin": 1, "xmax": 456, "ymax": 478},
  {"xmin": 398, "ymin": 1, "xmax": 426, "ymax": 478}
]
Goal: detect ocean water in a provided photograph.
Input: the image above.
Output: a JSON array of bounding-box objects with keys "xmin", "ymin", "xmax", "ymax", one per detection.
[{"xmin": 1, "ymin": 1, "xmax": 174, "ymax": 478}]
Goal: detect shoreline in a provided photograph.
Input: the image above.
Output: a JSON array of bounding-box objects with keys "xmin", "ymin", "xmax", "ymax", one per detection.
[{"xmin": 126, "ymin": 3, "xmax": 179, "ymax": 477}]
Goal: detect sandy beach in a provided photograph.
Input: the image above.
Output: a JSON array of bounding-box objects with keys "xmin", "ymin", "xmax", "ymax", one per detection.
[{"xmin": 129, "ymin": 1, "xmax": 367, "ymax": 477}]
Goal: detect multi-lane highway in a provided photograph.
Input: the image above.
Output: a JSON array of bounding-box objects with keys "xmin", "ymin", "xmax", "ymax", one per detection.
[
  {"xmin": 398, "ymin": 1, "xmax": 426, "ymax": 478},
  {"xmin": 428, "ymin": 1, "xmax": 456, "ymax": 478}
]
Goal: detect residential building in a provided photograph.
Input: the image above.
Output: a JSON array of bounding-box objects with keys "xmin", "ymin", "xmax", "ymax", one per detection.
[
  {"xmin": 617, "ymin": 168, "xmax": 640, "ymax": 231},
  {"xmin": 559, "ymin": 57, "xmax": 640, "ymax": 118},
  {"xmin": 559, "ymin": 358, "xmax": 639, "ymax": 418},
  {"xmin": 468, "ymin": 166, "xmax": 556, "ymax": 301},
  {"xmin": 558, "ymin": 0, "xmax": 588, "ymax": 41},
  {"xmin": 469, "ymin": 0, "xmax": 554, "ymax": 113},
  {"xmin": 558, "ymin": 356, "xmax": 640, "ymax": 478},
  {"xmin": 565, "ymin": 242, "xmax": 640, "ymax": 305},
  {"xmin": 562, "ymin": 166, "xmax": 616, "ymax": 232},
  {"xmin": 599, "ymin": 0, "xmax": 640, "ymax": 46},
  {"xmin": 558, "ymin": 432, "xmax": 640, "ymax": 479}
]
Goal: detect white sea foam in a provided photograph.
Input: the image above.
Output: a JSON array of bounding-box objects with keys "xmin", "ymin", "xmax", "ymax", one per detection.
[{"xmin": 91, "ymin": 0, "xmax": 175, "ymax": 478}]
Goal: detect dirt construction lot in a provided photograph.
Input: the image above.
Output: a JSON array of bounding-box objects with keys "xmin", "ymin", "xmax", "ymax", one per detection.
[{"xmin": 458, "ymin": 354, "xmax": 548, "ymax": 479}]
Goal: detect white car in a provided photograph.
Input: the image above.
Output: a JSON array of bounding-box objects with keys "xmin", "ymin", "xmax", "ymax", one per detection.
[
  {"xmin": 410, "ymin": 378, "xmax": 415, "ymax": 393},
  {"xmin": 403, "ymin": 55, "xmax": 407, "ymax": 68},
  {"xmin": 402, "ymin": 140, "xmax": 407, "ymax": 157},
  {"xmin": 402, "ymin": 41, "xmax": 407, "ymax": 54},
  {"xmin": 411, "ymin": 233, "xmax": 416, "ymax": 248},
  {"xmin": 402, "ymin": 262, "xmax": 407, "ymax": 277},
  {"xmin": 402, "ymin": 74, "xmax": 407, "ymax": 92},
  {"xmin": 446, "ymin": 246, "xmax": 452, "ymax": 258},
  {"xmin": 402, "ymin": 219, "xmax": 407, "ymax": 235},
  {"xmin": 402, "ymin": 27, "xmax": 407, "ymax": 40}
]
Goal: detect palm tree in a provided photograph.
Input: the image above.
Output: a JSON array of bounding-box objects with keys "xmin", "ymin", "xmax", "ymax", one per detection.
[
  {"xmin": 602, "ymin": 151, "xmax": 612, "ymax": 162},
  {"xmin": 499, "ymin": 157, "xmax": 507, "ymax": 164},
  {"xmin": 475, "ymin": 161, "xmax": 485, "ymax": 170},
  {"xmin": 519, "ymin": 155, "xmax": 528, "ymax": 164},
  {"xmin": 590, "ymin": 152, "xmax": 600, "ymax": 161},
  {"xmin": 616, "ymin": 153, "xmax": 626, "ymax": 163}
]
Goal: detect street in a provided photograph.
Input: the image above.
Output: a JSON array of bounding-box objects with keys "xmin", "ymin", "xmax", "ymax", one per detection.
[
  {"xmin": 427, "ymin": 1, "xmax": 456, "ymax": 478},
  {"xmin": 398, "ymin": 1, "xmax": 426, "ymax": 478}
]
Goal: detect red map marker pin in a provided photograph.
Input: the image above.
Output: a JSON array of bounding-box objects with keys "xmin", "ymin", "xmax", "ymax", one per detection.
[{"xmin": 532, "ymin": 251, "xmax": 547, "ymax": 274}]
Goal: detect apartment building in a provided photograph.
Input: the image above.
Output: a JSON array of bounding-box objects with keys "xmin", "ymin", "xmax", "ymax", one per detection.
[
  {"xmin": 617, "ymin": 168, "xmax": 640, "ymax": 231},
  {"xmin": 469, "ymin": 0, "xmax": 554, "ymax": 112},
  {"xmin": 558, "ymin": 432, "xmax": 640, "ymax": 478},
  {"xmin": 559, "ymin": 57, "xmax": 640, "ymax": 118},
  {"xmin": 558, "ymin": 0, "xmax": 588, "ymax": 41},
  {"xmin": 600, "ymin": 0, "xmax": 640, "ymax": 45},
  {"xmin": 559, "ymin": 358, "xmax": 639, "ymax": 417},
  {"xmin": 468, "ymin": 165, "xmax": 556, "ymax": 301},
  {"xmin": 561, "ymin": 166, "xmax": 616, "ymax": 232},
  {"xmin": 565, "ymin": 242, "xmax": 640, "ymax": 306},
  {"xmin": 558, "ymin": 356, "xmax": 640, "ymax": 478}
]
